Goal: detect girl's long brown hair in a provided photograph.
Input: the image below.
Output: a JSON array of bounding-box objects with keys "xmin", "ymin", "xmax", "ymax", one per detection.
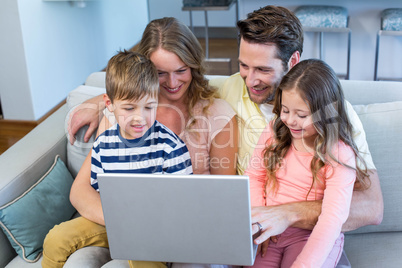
[{"xmin": 263, "ymin": 59, "xmax": 370, "ymax": 197}]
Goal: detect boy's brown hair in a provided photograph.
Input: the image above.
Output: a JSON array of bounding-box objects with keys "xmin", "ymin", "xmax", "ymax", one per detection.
[{"xmin": 106, "ymin": 50, "xmax": 159, "ymax": 103}]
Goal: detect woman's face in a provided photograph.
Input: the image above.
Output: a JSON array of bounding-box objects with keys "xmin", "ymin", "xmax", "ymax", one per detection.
[{"xmin": 149, "ymin": 48, "xmax": 192, "ymax": 104}]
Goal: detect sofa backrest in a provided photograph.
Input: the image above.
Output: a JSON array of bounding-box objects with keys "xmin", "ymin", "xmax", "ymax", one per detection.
[{"xmin": 341, "ymin": 79, "xmax": 402, "ymax": 105}]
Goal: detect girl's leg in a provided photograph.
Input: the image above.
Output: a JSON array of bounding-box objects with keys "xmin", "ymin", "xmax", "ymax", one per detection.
[
  {"xmin": 279, "ymin": 228, "xmax": 311, "ymax": 268},
  {"xmin": 245, "ymin": 242, "xmax": 283, "ymax": 268}
]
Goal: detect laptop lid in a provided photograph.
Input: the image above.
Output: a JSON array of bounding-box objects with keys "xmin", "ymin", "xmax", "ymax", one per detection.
[{"xmin": 98, "ymin": 173, "xmax": 257, "ymax": 266}]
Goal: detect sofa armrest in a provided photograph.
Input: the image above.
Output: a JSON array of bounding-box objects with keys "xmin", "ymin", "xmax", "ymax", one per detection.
[
  {"xmin": 0, "ymin": 104, "xmax": 68, "ymax": 267},
  {"xmin": 85, "ymin": 72, "xmax": 106, "ymax": 88}
]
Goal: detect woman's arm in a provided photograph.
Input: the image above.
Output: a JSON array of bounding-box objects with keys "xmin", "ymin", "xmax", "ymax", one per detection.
[
  {"xmin": 69, "ymin": 115, "xmax": 113, "ymax": 226},
  {"xmin": 209, "ymin": 116, "xmax": 238, "ymax": 175},
  {"xmin": 68, "ymin": 94, "xmax": 105, "ymax": 144}
]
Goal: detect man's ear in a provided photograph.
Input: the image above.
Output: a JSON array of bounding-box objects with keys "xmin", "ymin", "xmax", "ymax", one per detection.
[
  {"xmin": 103, "ymin": 94, "xmax": 113, "ymax": 112},
  {"xmin": 288, "ymin": 51, "xmax": 301, "ymax": 70}
]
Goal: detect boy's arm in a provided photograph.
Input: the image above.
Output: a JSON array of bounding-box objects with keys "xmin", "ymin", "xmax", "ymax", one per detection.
[
  {"xmin": 69, "ymin": 115, "xmax": 114, "ymax": 226},
  {"xmin": 68, "ymin": 94, "xmax": 105, "ymax": 144},
  {"xmin": 70, "ymin": 151, "xmax": 105, "ymax": 226}
]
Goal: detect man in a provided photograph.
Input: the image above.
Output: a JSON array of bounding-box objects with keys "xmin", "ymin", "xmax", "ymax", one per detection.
[
  {"xmin": 69, "ymin": 5, "xmax": 383, "ymax": 267},
  {"xmin": 216, "ymin": 6, "xmax": 383, "ymax": 265}
]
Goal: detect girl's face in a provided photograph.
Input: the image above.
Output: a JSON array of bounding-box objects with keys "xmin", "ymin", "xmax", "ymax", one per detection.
[
  {"xmin": 149, "ymin": 48, "xmax": 192, "ymax": 104},
  {"xmin": 280, "ymin": 88, "xmax": 318, "ymax": 149}
]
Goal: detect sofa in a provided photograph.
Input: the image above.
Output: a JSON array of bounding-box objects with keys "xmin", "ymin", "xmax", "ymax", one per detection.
[{"xmin": 0, "ymin": 71, "xmax": 401, "ymax": 268}]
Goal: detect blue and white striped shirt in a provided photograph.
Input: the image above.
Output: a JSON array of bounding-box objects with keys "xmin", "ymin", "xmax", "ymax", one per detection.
[{"xmin": 91, "ymin": 121, "xmax": 192, "ymax": 191}]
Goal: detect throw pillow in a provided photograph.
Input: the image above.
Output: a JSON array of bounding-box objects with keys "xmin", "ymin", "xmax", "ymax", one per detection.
[
  {"xmin": 350, "ymin": 101, "xmax": 402, "ymax": 235},
  {"xmin": 0, "ymin": 155, "xmax": 76, "ymax": 262}
]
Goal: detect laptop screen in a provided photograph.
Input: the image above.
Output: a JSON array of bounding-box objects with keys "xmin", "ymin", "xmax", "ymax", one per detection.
[{"xmin": 98, "ymin": 173, "xmax": 256, "ymax": 266}]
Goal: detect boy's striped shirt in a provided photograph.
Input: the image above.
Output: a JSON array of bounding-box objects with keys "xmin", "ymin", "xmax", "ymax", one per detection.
[{"xmin": 91, "ymin": 121, "xmax": 192, "ymax": 191}]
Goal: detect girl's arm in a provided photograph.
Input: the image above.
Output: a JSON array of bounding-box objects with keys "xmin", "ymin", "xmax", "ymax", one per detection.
[
  {"xmin": 292, "ymin": 143, "xmax": 356, "ymax": 267},
  {"xmin": 208, "ymin": 99, "xmax": 238, "ymax": 176},
  {"xmin": 245, "ymin": 127, "xmax": 271, "ymax": 207},
  {"xmin": 342, "ymin": 169, "xmax": 383, "ymax": 231},
  {"xmin": 69, "ymin": 115, "xmax": 113, "ymax": 226}
]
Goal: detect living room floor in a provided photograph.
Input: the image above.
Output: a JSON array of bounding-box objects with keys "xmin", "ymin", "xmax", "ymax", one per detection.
[{"xmin": 0, "ymin": 37, "xmax": 239, "ymax": 155}]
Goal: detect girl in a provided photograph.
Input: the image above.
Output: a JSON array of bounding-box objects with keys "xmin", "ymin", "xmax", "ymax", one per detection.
[{"xmin": 246, "ymin": 59, "xmax": 369, "ymax": 268}]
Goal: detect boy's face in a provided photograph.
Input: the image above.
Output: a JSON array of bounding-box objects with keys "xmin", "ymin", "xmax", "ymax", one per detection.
[{"xmin": 106, "ymin": 95, "xmax": 158, "ymax": 140}]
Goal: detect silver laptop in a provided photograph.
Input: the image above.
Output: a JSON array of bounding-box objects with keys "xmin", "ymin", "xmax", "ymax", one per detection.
[{"xmin": 97, "ymin": 173, "xmax": 258, "ymax": 266}]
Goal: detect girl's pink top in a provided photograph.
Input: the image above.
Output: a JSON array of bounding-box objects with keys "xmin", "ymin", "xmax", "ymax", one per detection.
[{"xmin": 245, "ymin": 125, "xmax": 356, "ymax": 267}]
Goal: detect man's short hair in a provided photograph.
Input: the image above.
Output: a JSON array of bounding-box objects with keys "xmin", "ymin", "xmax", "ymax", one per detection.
[{"xmin": 237, "ymin": 5, "xmax": 304, "ymax": 70}]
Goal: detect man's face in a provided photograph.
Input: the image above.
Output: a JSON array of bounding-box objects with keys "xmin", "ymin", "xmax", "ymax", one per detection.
[{"xmin": 238, "ymin": 38, "xmax": 287, "ymax": 105}]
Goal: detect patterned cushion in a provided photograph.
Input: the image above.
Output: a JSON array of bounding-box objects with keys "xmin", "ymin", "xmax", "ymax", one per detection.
[
  {"xmin": 381, "ymin": 8, "xmax": 402, "ymax": 31},
  {"xmin": 295, "ymin": 5, "xmax": 348, "ymax": 28}
]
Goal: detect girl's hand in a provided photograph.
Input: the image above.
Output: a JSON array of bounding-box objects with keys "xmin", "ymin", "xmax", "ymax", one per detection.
[{"xmin": 256, "ymin": 240, "xmax": 270, "ymax": 257}]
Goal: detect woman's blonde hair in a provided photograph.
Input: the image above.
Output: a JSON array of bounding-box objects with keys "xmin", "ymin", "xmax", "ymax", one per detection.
[
  {"xmin": 137, "ymin": 17, "xmax": 218, "ymax": 127},
  {"xmin": 264, "ymin": 59, "xmax": 370, "ymax": 197}
]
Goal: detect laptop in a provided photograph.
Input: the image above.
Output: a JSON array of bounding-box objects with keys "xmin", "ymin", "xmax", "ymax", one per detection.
[{"xmin": 97, "ymin": 173, "xmax": 258, "ymax": 266}]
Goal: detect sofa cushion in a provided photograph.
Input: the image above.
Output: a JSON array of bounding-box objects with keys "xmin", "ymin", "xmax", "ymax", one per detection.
[
  {"xmin": 349, "ymin": 101, "xmax": 402, "ymax": 234},
  {"xmin": 0, "ymin": 156, "xmax": 76, "ymax": 262}
]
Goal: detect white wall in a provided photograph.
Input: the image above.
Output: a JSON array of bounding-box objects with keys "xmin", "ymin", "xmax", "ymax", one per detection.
[
  {"xmin": 0, "ymin": 0, "xmax": 148, "ymax": 120},
  {"xmin": 148, "ymin": 0, "xmax": 402, "ymax": 81}
]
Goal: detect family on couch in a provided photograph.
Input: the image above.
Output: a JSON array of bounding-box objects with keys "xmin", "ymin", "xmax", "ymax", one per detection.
[{"xmin": 44, "ymin": 5, "xmax": 383, "ymax": 268}]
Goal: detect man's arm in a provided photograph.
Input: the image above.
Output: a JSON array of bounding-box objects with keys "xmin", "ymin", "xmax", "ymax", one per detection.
[
  {"xmin": 252, "ymin": 171, "xmax": 384, "ymax": 243},
  {"xmin": 68, "ymin": 94, "xmax": 105, "ymax": 144}
]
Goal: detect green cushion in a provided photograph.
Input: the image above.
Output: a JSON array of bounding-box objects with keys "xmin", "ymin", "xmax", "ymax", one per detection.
[{"xmin": 0, "ymin": 156, "xmax": 76, "ymax": 262}]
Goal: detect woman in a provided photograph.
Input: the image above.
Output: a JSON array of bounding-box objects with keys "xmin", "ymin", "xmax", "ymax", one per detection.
[{"xmin": 42, "ymin": 17, "xmax": 238, "ymax": 268}]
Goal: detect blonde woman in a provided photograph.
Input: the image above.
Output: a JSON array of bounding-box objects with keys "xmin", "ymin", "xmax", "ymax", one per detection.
[{"xmin": 42, "ymin": 17, "xmax": 237, "ymax": 268}]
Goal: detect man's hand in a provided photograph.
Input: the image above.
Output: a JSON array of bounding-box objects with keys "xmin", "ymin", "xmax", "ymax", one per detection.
[
  {"xmin": 251, "ymin": 205, "xmax": 295, "ymax": 245},
  {"xmin": 68, "ymin": 95, "xmax": 105, "ymax": 144},
  {"xmin": 251, "ymin": 200, "xmax": 322, "ymax": 245}
]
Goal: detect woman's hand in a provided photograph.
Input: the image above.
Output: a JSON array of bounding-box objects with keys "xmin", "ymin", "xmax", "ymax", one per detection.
[{"xmin": 68, "ymin": 94, "xmax": 105, "ymax": 144}]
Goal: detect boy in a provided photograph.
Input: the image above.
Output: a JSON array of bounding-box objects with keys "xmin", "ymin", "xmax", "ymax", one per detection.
[
  {"xmin": 90, "ymin": 50, "xmax": 192, "ymax": 190},
  {"xmin": 42, "ymin": 51, "xmax": 192, "ymax": 268}
]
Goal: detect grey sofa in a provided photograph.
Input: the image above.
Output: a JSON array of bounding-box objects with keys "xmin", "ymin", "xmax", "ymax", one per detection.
[{"xmin": 0, "ymin": 72, "xmax": 401, "ymax": 267}]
